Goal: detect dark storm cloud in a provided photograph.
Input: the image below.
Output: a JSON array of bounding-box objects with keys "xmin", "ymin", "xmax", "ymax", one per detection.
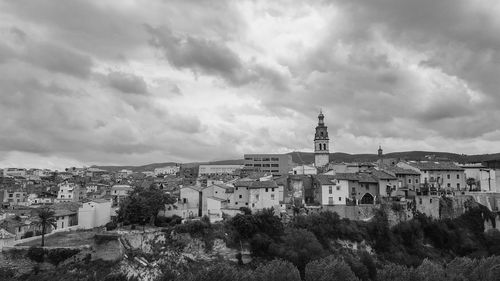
[{"xmin": 106, "ymin": 71, "xmax": 149, "ymax": 95}]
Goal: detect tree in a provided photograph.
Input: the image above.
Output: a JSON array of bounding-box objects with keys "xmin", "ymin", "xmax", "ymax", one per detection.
[
  {"xmin": 269, "ymin": 228, "xmax": 325, "ymax": 274},
  {"xmin": 33, "ymin": 207, "xmax": 56, "ymax": 247},
  {"xmin": 466, "ymin": 177, "xmax": 476, "ymax": 191},
  {"xmin": 305, "ymin": 256, "xmax": 360, "ymax": 281},
  {"xmin": 253, "ymin": 259, "xmax": 301, "ymax": 281},
  {"xmin": 117, "ymin": 185, "xmax": 174, "ymax": 226}
]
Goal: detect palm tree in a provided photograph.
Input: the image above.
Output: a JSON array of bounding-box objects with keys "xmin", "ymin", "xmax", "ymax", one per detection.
[{"xmin": 33, "ymin": 207, "xmax": 56, "ymax": 247}]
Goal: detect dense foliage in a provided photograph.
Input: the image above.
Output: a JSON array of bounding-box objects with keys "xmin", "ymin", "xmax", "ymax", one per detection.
[{"xmin": 116, "ymin": 185, "xmax": 175, "ymax": 226}]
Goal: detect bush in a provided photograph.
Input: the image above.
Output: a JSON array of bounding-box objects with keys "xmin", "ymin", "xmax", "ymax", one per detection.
[
  {"xmin": 95, "ymin": 234, "xmax": 120, "ymax": 245},
  {"xmin": 0, "ymin": 267, "xmax": 15, "ymax": 279},
  {"xmin": 27, "ymin": 247, "xmax": 45, "ymax": 263},
  {"xmin": 105, "ymin": 222, "xmax": 117, "ymax": 231},
  {"xmin": 155, "ymin": 215, "xmax": 182, "ymax": 227},
  {"xmin": 22, "ymin": 231, "xmax": 34, "ymax": 239},
  {"xmin": 46, "ymin": 248, "xmax": 80, "ymax": 266}
]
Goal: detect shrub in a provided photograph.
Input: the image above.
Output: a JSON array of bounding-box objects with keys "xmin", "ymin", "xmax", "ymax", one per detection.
[
  {"xmin": 27, "ymin": 247, "xmax": 45, "ymax": 263},
  {"xmin": 105, "ymin": 222, "xmax": 117, "ymax": 231},
  {"xmin": 95, "ymin": 234, "xmax": 120, "ymax": 245},
  {"xmin": 0, "ymin": 267, "xmax": 15, "ymax": 279},
  {"xmin": 22, "ymin": 231, "xmax": 34, "ymax": 239},
  {"xmin": 46, "ymin": 248, "xmax": 80, "ymax": 266}
]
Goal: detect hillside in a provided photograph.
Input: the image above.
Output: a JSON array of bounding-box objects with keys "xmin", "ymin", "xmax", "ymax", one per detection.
[{"xmin": 91, "ymin": 151, "xmax": 500, "ymax": 172}]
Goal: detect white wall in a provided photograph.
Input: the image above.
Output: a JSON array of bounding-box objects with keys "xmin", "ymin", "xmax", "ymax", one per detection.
[{"xmin": 321, "ymin": 180, "xmax": 348, "ymax": 205}]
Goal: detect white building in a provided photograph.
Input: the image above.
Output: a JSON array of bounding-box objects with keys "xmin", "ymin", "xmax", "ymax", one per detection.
[
  {"xmin": 78, "ymin": 199, "xmax": 112, "ymax": 229},
  {"xmin": 3, "ymin": 168, "xmax": 26, "ymax": 177},
  {"xmin": 460, "ymin": 164, "xmax": 497, "ymax": 192},
  {"xmin": 317, "ymin": 175, "xmax": 348, "ymax": 205},
  {"xmin": 291, "ymin": 165, "xmax": 317, "ymax": 175},
  {"xmin": 56, "ymin": 182, "xmax": 81, "ymax": 202},
  {"xmin": 198, "ymin": 165, "xmax": 243, "ymax": 175},
  {"xmin": 154, "ymin": 165, "xmax": 180, "ymax": 176}
]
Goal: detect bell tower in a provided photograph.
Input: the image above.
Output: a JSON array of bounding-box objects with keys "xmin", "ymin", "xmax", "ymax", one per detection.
[{"xmin": 314, "ymin": 111, "xmax": 330, "ymax": 167}]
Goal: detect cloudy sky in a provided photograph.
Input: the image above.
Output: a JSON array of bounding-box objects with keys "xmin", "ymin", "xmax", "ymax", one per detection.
[{"xmin": 1, "ymin": 0, "xmax": 499, "ymax": 169}]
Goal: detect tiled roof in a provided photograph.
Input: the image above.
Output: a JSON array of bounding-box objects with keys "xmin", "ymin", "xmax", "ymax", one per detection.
[
  {"xmin": 234, "ymin": 181, "xmax": 254, "ymax": 187},
  {"xmin": 315, "ymin": 175, "xmax": 337, "ymax": 185},
  {"xmin": 382, "ymin": 166, "xmax": 420, "ymax": 175},
  {"xmin": 369, "ymin": 169, "xmax": 397, "ymax": 180},
  {"xmin": 249, "ymin": 181, "xmax": 278, "ymax": 189},
  {"xmin": 408, "ymin": 161, "xmax": 464, "ymax": 171},
  {"xmin": 333, "ymin": 173, "xmax": 378, "ymax": 183},
  {"xmin": 334, "ymin": 173, "xmax": 360, "ymax": 181},
  {"xmin": 0, "ymin": 228, "xmax": 15, "ymax": 239}
]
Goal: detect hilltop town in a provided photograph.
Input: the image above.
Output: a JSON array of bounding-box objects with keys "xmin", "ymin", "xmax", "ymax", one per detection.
[{"xmin": 1, "ymin": 112, "xmax": 500, "ymax": 280}]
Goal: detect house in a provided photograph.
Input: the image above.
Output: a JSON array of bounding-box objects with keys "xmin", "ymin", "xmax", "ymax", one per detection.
[
  {"xmin": 2, "ymin": 189, "xmax": 28, "ymax": 205},
  {"xmin": 0, "ymin": 228, "xmax": 15, "ymax": 250},
  {"xmin": 206, "ymin": 197, "xmax": 225, "ymax": 222},
  {"xmin": 78, "ymin": 199, "xmax": 112, "ymax": 229},
  {"xmin": 460, "ymin": 163, "xmax": 497, "ymax": 192},
  {"xmin": 53, "ymin": 209, "xmax": 78, "ymax": 230},
  {"xmin": 27, "ymin": 192, "xmax": 56, "ymax": 205},
  {"xmin": 56, "ymin": 182, "xmax": 81, "ymax": 202},
  {"xmin": 154, "ymin": 165, "xmax": 180, "ymax": 176},
  {"xmin": 316, "ymin": 175, "xmax": 348, "ymax": 205},
  {"xmin": 381, "ymin": 166, "xmax": 421, "ymax": 196},
  {"xmin": 198, "ymin": 165, "xmax": 243, "ymax": 176},
  {"xmin": 333, "ymin": 173, "xmax": 379, "ymax": 205},
  {"xmin": 247, "ymin": 181, "xmax": 281, "ymax": 211},
  {"xmin": 0, "ymin": 217, "xmax": 34, "ymax": 240},
  {"xmin": 201, "ymin": 184, "xmax": 232, "ymax": 215},
  {"xmin": 162, "ymin": 186, "xmax": 203, "ymax": 219},
  {"xmin": 398, "ymin": 161, "xmax": 466, "ymax": 194},
  {"xmin": 110, "ymin": 184, "xmax": 133, "ymax": 206},
  {"xmin": 291, "ymin": 165, "xmax": 317, "ymax": 175},
  {"xmin": 369, "ymin": 169, "xmax": 398, "ymax": 197}
]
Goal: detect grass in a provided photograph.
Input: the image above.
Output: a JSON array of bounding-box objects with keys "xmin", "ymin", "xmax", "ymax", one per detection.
[{"xmin": 17, "ymin": 230, "xmax": 96, "ymax": 247}]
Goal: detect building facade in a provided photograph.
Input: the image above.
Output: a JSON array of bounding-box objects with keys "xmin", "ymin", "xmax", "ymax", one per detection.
[
  {"xmin": 243, "ymin": 154, "xmax": 292, "ymax": 175},
  {"xmin": 198, "ymin": 165, "xmax": 243, "ymax": 175}
]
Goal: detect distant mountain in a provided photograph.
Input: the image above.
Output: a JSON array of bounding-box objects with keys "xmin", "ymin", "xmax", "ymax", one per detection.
[
  {"xmin": 91, "ymin": 159, "xmax": 244, "ymax": 172},
  {"xmin": 91, "ymin": 151, "xmax": 500, "ymax": 172},
  {"xmin": 289, "ymin": 151, "xmax": 500, "ymax": 165}
]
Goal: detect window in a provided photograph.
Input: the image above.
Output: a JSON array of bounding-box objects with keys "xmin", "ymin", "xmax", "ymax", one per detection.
[
  {"xmin": 447, "ymin": 183, "xmax": 451, "ymax": 188},
  {"xmin": 254, "ymin": 164, "xmax": 262, "ymax": 167},
  {"xmin": 8, "ymin": 194, "xmax": 13, "ymax": 197},
  {"xmin": 329, "ymin": 186, "xmax": 332, "ymax": 194},
  {"xmin": 245, "ymin": 158, "xmax": 253, "ymax": 161},
  {"xmin": 419, "ymin": 198, "xmax": 422, "ymax": 204},
  {"xmin": 235, "ymin": 202, "xmax": 238, "ymax": 205},
  {"xmin": 447, "ymin": 174, "xmax": 450, "ymax": 179},
  {"xmin": 183, "ymin": 198, "xmax": 187, "ymax": 203},
  {"xmin": 457, "ymin": 183, "xmax": 460, "ymax": 189},
  {"xmin": 336, "ymin": 186, "xmax": 340, "ymax": 191},
  {"xmin": 271, "ymin": 194, "xmax": 275, "ymax": 200},
  {"xmin": 263, "ymin": 164, "xmax": 270, "ymax": 167},
  {"xmin": 235, "ymin": 187, "xmax": 238, "ymax": 191},
  {"xmin": 254, "ymin": 158, "xmax": 262, "ymax": 161},
  {"xmin": 416, "ymin": 179, "xmax": 419, "ymax": 184},
  {"xmin": 272, "ymin": 188, "xmax": 275, "ymax": 192},
  {"xmin": 457, "ymin": 174, "xmax": 460, "ymax": 179},
  {"xmin": 239, "ymin": 195, "xmax": 242, "ymax": 199},
  {"xmin": 265, "ymin": 188, "xmax": 269, "ymax": 192},
  {"xmin": 339, "ymin": 197, "xmax": 342, "ymax": 201},
  {"xmin": 271, "ymin": 164, "xmax": 279, "ymax": 167},
  {"xmin": 408, "ymin": 179, "xmax": 412, "ymax": 184},
  {"xmin": 246, "ymin": 203, "xmax": 249, "ymax": 206},
  {"xmin": 271, "ymin": 157, "xmax": 279, "ymax": 161},
  {"xmin": 263, "ymin": 158, "xmax": 270, "ymax": 161},
  {"xmin": 430, "ymin": 199, "xmax": 432, "ymax": 203}
]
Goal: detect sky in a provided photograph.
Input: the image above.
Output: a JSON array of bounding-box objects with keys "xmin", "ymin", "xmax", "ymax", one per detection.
[{"xmin": 1, "ymin": 0, "xmax": 500, "ymax": 170}]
